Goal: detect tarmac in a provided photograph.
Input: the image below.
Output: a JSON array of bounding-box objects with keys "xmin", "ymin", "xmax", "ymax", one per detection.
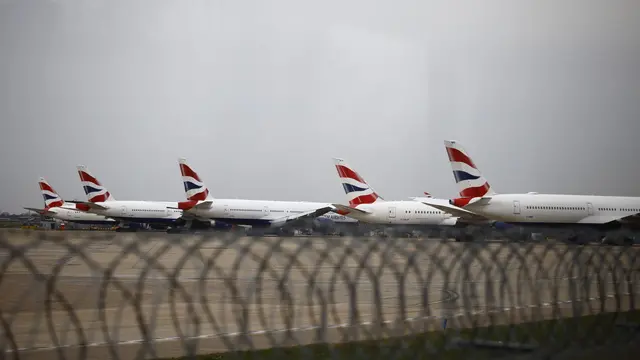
[{"xmin": 0, "ymin": 230, "xmax": 639, "ymax": 360}]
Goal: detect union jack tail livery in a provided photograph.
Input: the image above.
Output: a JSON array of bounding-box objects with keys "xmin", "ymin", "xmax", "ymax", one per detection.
[
  {"xmin": 333, "ymin": 158, "xmax": 383, "ymax": 207},
  {"xmin": 77, "ymin": 165, "xmax": 115, "ymax": 203},
  {"xmin": 179, "ymin": 158, "xmax": 210, "ymax": 201},
  {"xmin": 444, "ymin": 140, "xmax": 496, "ymax": 199},
  {"xmin": 38, "ymin": 177, "xmax": 64, "ymax": 209}
]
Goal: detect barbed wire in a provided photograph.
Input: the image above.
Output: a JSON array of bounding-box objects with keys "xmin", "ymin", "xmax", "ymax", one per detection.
[{"xmin": 0, "ymin": 228, "xmax": 639, "ymax": 360}]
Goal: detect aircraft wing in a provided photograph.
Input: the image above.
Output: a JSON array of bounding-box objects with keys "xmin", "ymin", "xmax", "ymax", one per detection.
[
  {"xmin": 63, "ymin": 200, "xmax": 108, "ymax": 210},
  {"xmin": 270, "ymin": 206, "xmax": 334, "ymax": 227},
  {"xmin": 331, "ymin": 203, "xmax": 372, "ymax": 215},
  {"xmin": 413, "ymin": 198, "xmax": 489, "ymax": 222},
  {"xmin": 607, "ymin": 212, "xmax": 640, "ymax": 226}
]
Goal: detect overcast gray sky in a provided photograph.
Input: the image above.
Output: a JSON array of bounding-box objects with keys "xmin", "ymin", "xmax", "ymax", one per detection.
[{"xmin": 2, "ymin": 0, "xmax": 640, "ymax": 213}]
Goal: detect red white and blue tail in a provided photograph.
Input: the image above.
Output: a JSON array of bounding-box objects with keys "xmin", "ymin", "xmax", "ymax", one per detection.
[
  {"xmin": 38, "ymin": 177, "xmax": 64, "ymax": 209},
  {"xmin": 178, "ymin": 158, "xmax": 210, "ymax": 201},
  {"xmin": 444, "ymin": 140, "xmax": 496, "ymax": 198},
  {"xmin": 333, "ymin": 158, "xmax": 383, "ymax": 207},
  {"xmin": 76, "ymin": 165, "xmax": 115, "ymax": 203}
]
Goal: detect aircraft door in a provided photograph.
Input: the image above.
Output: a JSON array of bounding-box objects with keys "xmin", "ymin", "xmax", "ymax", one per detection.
[
  {"xmin": 121, "ymin": 206, "xmax": 127, "ymax": 217},
  {"xmin": 513, "ymin": 201, "xmax": 521, "ymax": 215},
  {"xmin": 263, "ymin": 206, "xmax": 270, "ymax": 217},
  {"xmin": 223, "ymin": 205, "xmax": 230, "ymax": 216},
  {"xmin": 388, "ymin": 207, "xmax": 396, "ymax": 219},
  {"xmin": 587, "ymin": 202, "xmax": 594, "ymax": 216}
]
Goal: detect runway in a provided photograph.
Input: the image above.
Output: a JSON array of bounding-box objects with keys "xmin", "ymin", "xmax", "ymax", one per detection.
[{"xmin": 1, "ymin": 230, "xmax": 639, "ymax": 360}]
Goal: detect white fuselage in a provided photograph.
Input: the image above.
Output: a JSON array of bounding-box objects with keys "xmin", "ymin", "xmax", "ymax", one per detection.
[
  {"xmin": 184, "ymin": 199, "xmax": 347, "ymax": 227},
  {"xmin": 83, "ymin": 200, "xmax": 184, "ymax": 224},
  {"xmin": 347, "ymin": 200, "xmax": 458, "ymax": 226},
  {"xmin": 458, "ymin": 193, "xmax": 640, "ymax": 225},
  {"xmin": 49, "ymin": 203, "xmax": 116, "ymax": 224}
]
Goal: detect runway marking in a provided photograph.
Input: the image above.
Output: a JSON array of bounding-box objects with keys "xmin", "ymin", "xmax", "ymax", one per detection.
[{"xmin": 3, "ymin": 290, "xmax": 637, "ymax": 354}]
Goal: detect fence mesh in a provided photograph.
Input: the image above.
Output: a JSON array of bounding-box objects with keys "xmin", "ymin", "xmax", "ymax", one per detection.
[{"xmin": 0, "ymin": 229, "xmax": 639, "ymax": 360}]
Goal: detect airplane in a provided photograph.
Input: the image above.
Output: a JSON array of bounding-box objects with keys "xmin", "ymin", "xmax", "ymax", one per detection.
[
  {"xmin": 414, "ymin": 140, "xmax": 640, "ymax": 244},
  {"xmin": 66, "ymin": 165, "xmax": 215, "ymax": 231},
  {"xmin": 174, "ymin": 158, "xmax": 352, "ymax": 232},
  {"xmin": 330, "ymin": 158, "xmax": 462, "ymax": 232},
  {"xmin": 24, "ymin": 177, "xmax": 116, "ymax": 226}
]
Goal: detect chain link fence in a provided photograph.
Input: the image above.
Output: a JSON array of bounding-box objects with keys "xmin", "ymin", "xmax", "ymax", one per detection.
[{"xmin": 0, "ymin": 228, "xmax": 639, "ymax": 360}]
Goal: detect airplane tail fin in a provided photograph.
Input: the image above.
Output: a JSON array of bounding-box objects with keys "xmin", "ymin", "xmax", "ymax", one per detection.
[
  {"xmin": 444, "ymin": 140, "xmax": 496, "ymax": 198},
  {"xmin": 76, "ymin": 165, "xmax": 115, "ymax": 203},
  {"xmin": 333, "ymin": 158, "xmax": 383, "ymax": 207},
  {"xmin": 178, "ymin": 158, "xmax": 211, "ymax": 201},
  {"xmin": 38, "ymin": 177, "xmax": 64, "ymax": 209}
]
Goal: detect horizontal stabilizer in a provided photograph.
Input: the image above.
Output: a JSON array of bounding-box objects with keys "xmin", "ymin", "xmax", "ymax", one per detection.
[
  {"xmin": 414, "ymin": 198, "xmax": 488, "ymax": 222},
  {"xmin": 24, "ymin": 207, "xmax": 47, "ymax": 214},
  {"xmin": 467, "ymin": 197, "xmax": 492, "ymax": 206},
  {"xmin": 331, "ymin": 203, "xmax": 372, "ymax": 215},
  {"xmin": 270, "ymin": 206, "xmax": 334, "ymax": 227},
  {"xmin": 194, "ymin": 200, "xmax": 214, "ymax": 209},
  {"xmin": 177, "ymin": 212, "xmax": 213, "ymax": 223},
  {"xmin": 63, "ymin": 200, "xmax": 108, "ymax": 210}
]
